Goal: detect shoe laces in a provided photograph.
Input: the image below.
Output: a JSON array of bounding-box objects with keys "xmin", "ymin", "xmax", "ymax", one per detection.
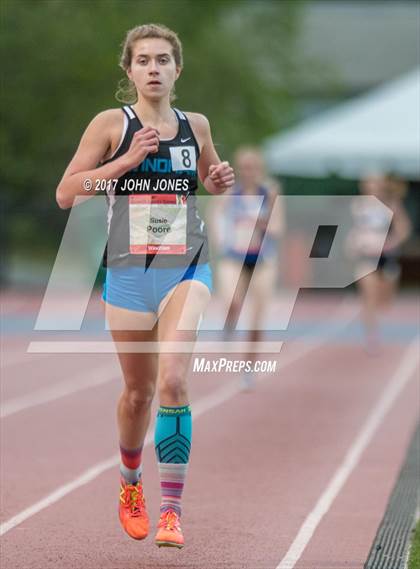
[
  {"xmin": 120, "ymin": 482, "xmax": 145, "ymax": 516},
  {"xmin": 160, "ymin": 510, "xmax": 180, "ymax": 531}
]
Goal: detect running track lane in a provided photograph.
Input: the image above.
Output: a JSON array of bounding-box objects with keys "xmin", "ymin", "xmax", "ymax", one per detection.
[
  {"xmin": 0, "ymin": 294, "xmax": 355, "ymax": 524},
  {"xmin": 1, "ymin": 339, "xmax": 418, "ymax": 568}
]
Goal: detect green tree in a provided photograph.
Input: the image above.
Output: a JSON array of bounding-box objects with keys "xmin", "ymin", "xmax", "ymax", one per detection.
[{"xmin": 1, "ymin": 0, "xmax": 306, "ymax": 257}]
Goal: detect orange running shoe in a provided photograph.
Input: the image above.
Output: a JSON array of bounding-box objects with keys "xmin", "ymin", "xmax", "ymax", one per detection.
[
  {"xmin": 155, "ymin": 509, "xmax": 184, "ymax": 548},
  {"xmin": 119, "ymin": 477, "xmax": 149, "ymax": 540}
]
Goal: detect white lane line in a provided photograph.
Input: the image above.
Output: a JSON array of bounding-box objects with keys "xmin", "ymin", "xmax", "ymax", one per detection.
[
  {"xmin": 0, "ymin": 455, "xmax": 119, "ymax": 537},
  {"xmin": 3, "ymin": 298, "xmax": 356, "ymax": 418},
  {"xmin": 0, "ymin": 363, "xmax": 120, "ymax": 419},
  {"xmin": 0, "ymin": 297, "xmax": 357, "ymax": 536},
  {"xmin": 275, "ymin": 336, "xmax": 420, "ymax": 569},
  {"xmin": 0, "ymin": 379, "xmax": 240, "ymax": 537}
]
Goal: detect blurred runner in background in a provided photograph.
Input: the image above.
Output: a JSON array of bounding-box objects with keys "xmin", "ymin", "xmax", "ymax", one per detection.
[
  {"xmin": 348, "ymin": 173, "xmax": 411, "ymax": 354},
  {"xmin": 211, "ymin": 147, "xmax": 283, "ymax": 389}
]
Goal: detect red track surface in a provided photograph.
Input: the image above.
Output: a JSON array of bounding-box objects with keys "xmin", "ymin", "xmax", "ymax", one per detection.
[{"xmin": 1, "ymin": 291, "xmax": 419, "ymax": 569}]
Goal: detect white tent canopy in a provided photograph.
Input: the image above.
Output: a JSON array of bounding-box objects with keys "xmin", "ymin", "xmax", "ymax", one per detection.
[{"xmin": 265, "ymin": 69, "xmax": 420, "ymax": 179}]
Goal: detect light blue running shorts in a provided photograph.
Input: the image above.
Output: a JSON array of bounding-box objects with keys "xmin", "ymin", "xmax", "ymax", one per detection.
[{"xmin": 102, "ymin": 263, "xmax": 212, "ymax": 313}]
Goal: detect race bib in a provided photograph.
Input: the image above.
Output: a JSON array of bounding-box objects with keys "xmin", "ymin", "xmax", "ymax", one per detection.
[
  {"xmin": 169, "ymin": 146, "xmax": 196, "ymax": 171},
  {"xmin": 129, "ymin": 194, "xmax": 187, "ymax": 254}
]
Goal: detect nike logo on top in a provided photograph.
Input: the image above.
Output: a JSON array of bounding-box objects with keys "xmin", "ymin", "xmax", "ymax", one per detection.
[{"xmin": 181, "ymin": 137, "xmax": 191, "ymax": 143}]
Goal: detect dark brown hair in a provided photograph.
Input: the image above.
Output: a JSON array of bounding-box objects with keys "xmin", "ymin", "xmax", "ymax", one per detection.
[{"xmin": 115, "ymin": 23, "xmax": 183, "ymax": 104}]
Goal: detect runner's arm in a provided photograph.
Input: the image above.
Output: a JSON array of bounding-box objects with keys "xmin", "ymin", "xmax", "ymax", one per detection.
[
  {"xmin": 383, "ymin": 199, "xmax": 412, "ymax": 252},
  {"xmin": 55, "ymin": 110, "xmax": 131, "ymax": 209},
  {"xmin": 186, "ymin": 113, "xmax": 234, "ymax": 194},
  {"xmin": 262, "ymin": 179, "xmax": 285, "ymax": 238},
  {"xmin": 56, "ymin": 111, "xmax": 159, "ymax": 209}
]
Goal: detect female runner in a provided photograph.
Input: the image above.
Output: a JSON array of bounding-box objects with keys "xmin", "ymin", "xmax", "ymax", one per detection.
[
  {"xmin": 55, "ymin": 23, "xmax": 234, "ymax": 548},
  {"xmin": 213, "ymin": 147, "xmax": 283, "ymax": 389},
  {"xmin": 349, "ymin": 173, "xmax": 411, "ymax": 353}
]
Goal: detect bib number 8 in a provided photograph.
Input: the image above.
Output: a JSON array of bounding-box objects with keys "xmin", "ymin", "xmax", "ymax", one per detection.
[
  {"xmin": 170, "ymin": 146, "xmax": 196, "ymax": 171},
  {"xmin": 182, "ymin": 149, "xmax": 191, "ymax": 168}
]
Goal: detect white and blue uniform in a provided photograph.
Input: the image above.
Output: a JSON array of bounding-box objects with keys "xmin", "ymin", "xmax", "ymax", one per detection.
[
  {"xmin": 352, "ymin": 200, "xmax": 398, "ymax": 275},
  {"xmin": 222, "ymin": 185, "xmax": 276, "ymax": 269}
]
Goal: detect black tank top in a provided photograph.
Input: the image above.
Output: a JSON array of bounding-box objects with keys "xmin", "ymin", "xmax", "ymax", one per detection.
[{"xmin": 102, "ymin": 105, "xmax": 209, "ymax": 269}]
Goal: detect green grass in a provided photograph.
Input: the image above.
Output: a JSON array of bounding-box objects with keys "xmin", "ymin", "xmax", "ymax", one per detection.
[{"xmin": 408, "ymin": 519, "xmax": 420, "ymax": 569}]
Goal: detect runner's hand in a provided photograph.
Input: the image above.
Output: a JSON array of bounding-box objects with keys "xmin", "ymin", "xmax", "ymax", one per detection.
[
  {"xmin": 208, "ymin": 161, "xmax": 235, "ymax": 191},
  {"xmin": 122, "ymin": 126, "xmax": 160, "ymax": 170}
]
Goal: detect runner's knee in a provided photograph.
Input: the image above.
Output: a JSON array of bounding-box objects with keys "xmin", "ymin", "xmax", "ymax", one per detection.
[
  {"xmin": 158, "ymin": 370, "xmax": 188, "ymax": 401},
  {"xmin": 122, "ymin": 385, "xmax": 155, "ymax": 415}
]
